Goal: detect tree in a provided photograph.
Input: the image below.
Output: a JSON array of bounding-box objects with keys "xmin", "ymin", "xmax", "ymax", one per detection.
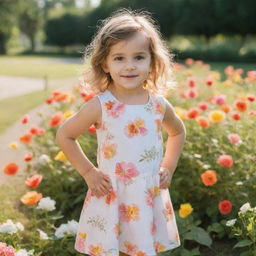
[
  {"xmin": 0, "ymin": 0, "xmax": 17, "ymax": 54},
  {"xmin": 18, "ymin": 0, "xmax": 43, "ymax": 52}
]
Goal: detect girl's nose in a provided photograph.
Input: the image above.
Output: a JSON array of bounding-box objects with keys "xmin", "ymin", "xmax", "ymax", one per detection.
[{"xmin": 125, "ymin": 61, "xmax": 136, "ymax": 71}]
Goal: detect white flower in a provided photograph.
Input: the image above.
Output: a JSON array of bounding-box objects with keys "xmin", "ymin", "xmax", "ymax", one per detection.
[
  {"xmin": 38, "ymin": 154, "xmax": 51, "ymax": 164},
  {"xmin": 36, "ymin": 197, "xmax": 56, "ymax": 211},
  {"xmin": 0, "ymin": 219, "xmax": 18, "ymax": 234},
  {"xmin": 55, "ymin": 223, "xmax": 68, "ymax": 238},
  {"xmin": 66, "ymin": 220, "xmax": 78, "ymax": 235},
  {"xmin": 235, "ymin": 181, "xmax": 243, "ymax": 185},
  {"xmin": 239, "ymin": 202, "xmax": 251, "ymax": 214},
  {"xmin": 16, "ymin": 249, "xmax": 34, "ymax": 256},
  {"xmin": 202, "ymin": 164, "xmax": 211, "ymax": 169},
  {"xmin": 226, "ymin": 219, "xmax": 237, "ymax": 227},
  {"xmin": 194, "ymin": 154, "xmax": 202, "ymax": 158},
  {"xmin": 16, "ymin": 222, "xmax": 24, "ymax": 231},
  {"xmin": 54, "ymin": 220, "xmax": 78, "ymax": 239},
  {"xmin": 37, "ymin": 229, "xmax": 49, "ymax": 240}
]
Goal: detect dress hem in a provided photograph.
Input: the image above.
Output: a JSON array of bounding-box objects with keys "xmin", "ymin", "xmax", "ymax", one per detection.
[{"xmin": 74, "ymin": 241, "xmax": 181, "ymax": 256}]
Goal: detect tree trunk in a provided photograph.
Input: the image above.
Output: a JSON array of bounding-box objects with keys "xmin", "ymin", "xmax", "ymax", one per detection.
[
  {"xmin": 0, "ymin": 33, "xmax": 7, "ymax": 54},
  {"xmin": 29, "ymin": 34, "xmax": 35, "ymax": 52}
]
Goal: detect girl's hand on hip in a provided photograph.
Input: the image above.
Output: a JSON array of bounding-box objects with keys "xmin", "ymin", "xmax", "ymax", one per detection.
[
  {"xmin": 83, "ymin": 167, "xmax": 113, "ymax": 198},
  {"xmin": 159, "ymin": 167, "xmax": 173, "ymax": 189}
]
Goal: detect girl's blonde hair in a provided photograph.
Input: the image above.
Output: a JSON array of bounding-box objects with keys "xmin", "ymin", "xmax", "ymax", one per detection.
[{"xmin": 82, "ymin": 8, "xmax": 177, "ymax": 96}]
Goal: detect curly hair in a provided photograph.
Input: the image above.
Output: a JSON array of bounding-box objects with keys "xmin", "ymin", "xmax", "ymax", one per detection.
[{"xmin": 81, "ymin": 8, "xmax": 177, "ymax": 97}]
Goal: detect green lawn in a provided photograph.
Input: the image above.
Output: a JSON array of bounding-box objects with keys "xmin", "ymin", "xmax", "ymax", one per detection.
[
  {"xmin": 0, "ymin": 56, "xmax": 85, "ymax": 79},
  {"xmin": 0, "ymin": 89, "xmax": 51, "ymax": 134}
]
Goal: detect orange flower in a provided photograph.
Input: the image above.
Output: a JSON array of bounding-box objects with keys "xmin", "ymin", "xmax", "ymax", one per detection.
[
  {"xmin": 19, "ymin": 133, "xmax": 32, "ymax": 144},
  {"xmin": 24, "ymin": 152, "xmax": 33, "ymax": 161},
  {"xmin": 25, "ymin": 174, "xmax": 43, "ymax": 188},
  {"xmin": 49, "ymin": 111, "xmax": 64, "ymax": 127},
  {"xmin": 232, "ymin": 112, "xmax": 241, "ymax": 120},
  {"xmin": 234, "ymin": 99, "xmax": 247, "ymax": 112},
  {"xmin": 220, "ymin": 104, "xmax": 231, "ymax": 113},
  {"xmin": 246, "ymin": 94, "xmax": 255, "ymax": 102},
  {"xmin": 209, "ymin": 110, "xmax": 226, "ymax": 122},
  {"xmin": 29, "ymin": 126, "xmax": 39, "ymax": 135},
  {"xmin": 196, "ymin": 116, "xmax": 210, "ymax": 128},
  {"xmin": 197, "ymin": 101, "xmax": 208, "ymax": 111},
  {"xmin": 81, "ymin": 92, "xmax": 95, "ymax": 102},
  {"xmin": 187, "ymin": 108, "xmax": 200, "ymax": 119},
  {"xmin": 201, "ymin": 170, "xmax": 217, "ymax": 186},
  {"xmin": 20, "ymin": 191, "xmax": 42, "ymax": 206},
  {"xmin": 3, "ymin": 162, "xmax": 19, "ymax": 175}
]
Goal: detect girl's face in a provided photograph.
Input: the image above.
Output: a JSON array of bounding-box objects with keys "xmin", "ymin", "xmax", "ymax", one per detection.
[{"xmin": 102, "ymin": 32, "xmax": 152, "ymax": 92}]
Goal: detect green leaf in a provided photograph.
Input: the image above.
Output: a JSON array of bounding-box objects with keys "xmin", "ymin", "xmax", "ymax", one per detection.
[
  {"xmin": 180, "ymin": 247, "xmax": 200, "ymax": 256},
  {"xmin": 184, "ymin": 227, "xmax": 212, "ymax": 247},
  {"xmin": 233, "ymin": 240, "xmax": 253, "ymax": 248},
  {"xmin": 49, "ymin": 214, "xmax": 64, "ymax": 220}
]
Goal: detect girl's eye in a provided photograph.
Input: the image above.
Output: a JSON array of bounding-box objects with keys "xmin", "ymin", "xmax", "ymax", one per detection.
[
  {"xmin": 114, "ymin": 57, "xmax": 123, "ymax": 61},
  {"xmin": 135, "ymin": 56, "xmax": 144, "ymax": 60}
]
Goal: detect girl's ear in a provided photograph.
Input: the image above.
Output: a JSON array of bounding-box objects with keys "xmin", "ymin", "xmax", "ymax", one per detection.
[{"xmin": 101, "ymin": 61, "xmax": 109, "ymax": 73}]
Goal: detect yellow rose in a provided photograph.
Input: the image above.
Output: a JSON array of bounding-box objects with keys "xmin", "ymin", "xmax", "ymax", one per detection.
[{"xmin": 179, "ymin": 203, "xmax": 193, "ymax": 218}]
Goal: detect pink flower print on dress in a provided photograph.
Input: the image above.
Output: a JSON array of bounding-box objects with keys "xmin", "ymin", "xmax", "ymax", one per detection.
[
  {"xmin": 105, "ymin": 189, "xmax": 117, "ymax": 205},
  {"xmin": 154, "ymin": 100, "xmax": 164, "ymax": 115},
  {"xmin": 136, "ymin": 251, "xmax": 147, "ymax": 256},
  {"xmin": 154, "ymin": 241, "xmax": 167, "ymax": 253},
  {"xmin": 162, "ymin": 201, "xmax": 173, "ymax": 221},
  {"xmin": 115, "ymin": 161, "xmax": 139, "ymax": 185},
  {"xmin": 105, "ymin": 100, "xmax": 125, "ymax": 118},
  {"xmin": 88, "ymin": 244, "xmax": 104, "ymax": 256},
  {"xmin": 150, "ymin": 218, "xmax": 157, "ymax": 235},
  {"xmin": 119, "ymin": 203, "xmax": 140, "ymax": 222},
  {"xmin": 145, "ymin": 186, "xmax": 159, "ymax": 207},
  {"xmin": 125, "ymin": 118, "xmax": 148, "ymax": 138},
  {"xmin": 123, "ymin": 241, "xmax": 139, "ymax": 255},
  {"xmin": 75, "ymin": 232, "xmax": 86, "ymax": 251},
  {"xmin": 113, "ymin": 221, "xmax": 121, "ymax": 240},
  {"xmin": 102, "ymin": 142, "xmax": 117, "ymax": 158}
]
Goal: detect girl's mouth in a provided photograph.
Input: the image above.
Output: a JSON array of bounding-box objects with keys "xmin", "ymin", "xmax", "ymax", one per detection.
[{"xmin": 121, "ymin": 75, "xmax": 138, "ymax": 78}]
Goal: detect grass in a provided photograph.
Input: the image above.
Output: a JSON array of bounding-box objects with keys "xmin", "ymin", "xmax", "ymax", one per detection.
[
  {"xmin": 0, "ymin": 55, "xmax": 85, "ymax": 79},
  {"xmin": 0, "ymin": 89, "xmax": 51, "ymax": 135},
  {"xmin": 0, "ymin": 181, "xmax": 29, "ymax": 225}
]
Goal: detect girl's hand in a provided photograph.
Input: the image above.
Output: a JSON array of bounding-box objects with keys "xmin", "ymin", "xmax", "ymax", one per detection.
[
  {"xmin": 159, "ymin": 167, "xmax": 174, "ymax": 189},
  {"xmin": 83, "ymin": 167, "xmax": 113, "ymax": 198}
]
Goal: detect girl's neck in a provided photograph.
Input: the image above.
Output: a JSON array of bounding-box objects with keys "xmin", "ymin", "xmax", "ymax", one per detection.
[{"xmin": 107, "ymin": 84, "xmax": 149, "ymax": 105}]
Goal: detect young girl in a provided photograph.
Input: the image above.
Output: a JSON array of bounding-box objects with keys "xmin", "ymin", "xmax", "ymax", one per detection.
[{"xmin": 56, "ymin": 8, "xmax": 186, "ymax": 256}]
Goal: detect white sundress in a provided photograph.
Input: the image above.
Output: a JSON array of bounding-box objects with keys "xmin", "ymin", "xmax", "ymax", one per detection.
[{"xmin": 75, "ymin": 89, "xmax": 181, "ymax": 256}]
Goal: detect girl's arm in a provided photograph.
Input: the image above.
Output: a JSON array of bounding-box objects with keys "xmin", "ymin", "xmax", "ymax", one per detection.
[
  {"xmin": 55, "ymin": 97, "xmax": 101, "ymax": 179},
  {"xmin": 161, "ymin": 99, "xmax": 186, "ymax": 176}
]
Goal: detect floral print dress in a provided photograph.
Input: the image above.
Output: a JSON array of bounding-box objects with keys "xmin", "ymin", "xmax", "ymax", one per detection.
[{"xmin": 75, "ymin": 89, "xmax": 180, "ymax": 256}]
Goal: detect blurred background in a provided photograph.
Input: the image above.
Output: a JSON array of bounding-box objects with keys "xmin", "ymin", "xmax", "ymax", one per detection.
[{"xmin": 1, "ymin": 0, "xmax": 256, "ymax": 62}]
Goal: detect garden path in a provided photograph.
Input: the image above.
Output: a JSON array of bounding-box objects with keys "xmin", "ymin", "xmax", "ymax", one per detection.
[{"xmin": 0, "ymin": 77, "xmax": 78, "ymax": 186}]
